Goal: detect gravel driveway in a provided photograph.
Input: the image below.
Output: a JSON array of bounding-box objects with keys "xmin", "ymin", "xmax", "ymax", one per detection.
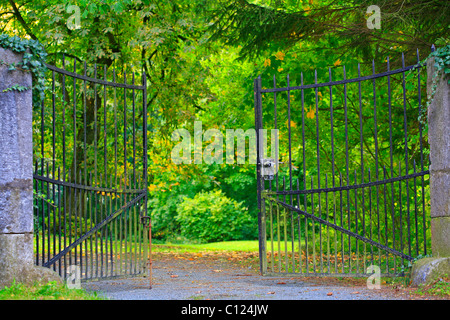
[{"xmin": 83, "ymin": 251, "xmax": 409, "ymax": 300}]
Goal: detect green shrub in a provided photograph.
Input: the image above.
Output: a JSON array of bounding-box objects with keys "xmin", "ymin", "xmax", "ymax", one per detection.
[{"xmin": 176, "ymin": 190, "xmax": 252, "ymax": 243}]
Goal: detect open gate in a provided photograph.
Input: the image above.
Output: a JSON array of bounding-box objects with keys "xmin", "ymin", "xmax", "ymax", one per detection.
[
  {"xmin": 33, "ymin": 57, "xmax": 149, "ymax": 281},
  {"xmin": 254, "ymin": 52, "xmax": 430, "ymax": 277}
]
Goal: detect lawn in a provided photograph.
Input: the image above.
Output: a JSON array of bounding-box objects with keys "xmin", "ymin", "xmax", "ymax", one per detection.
[
  {"xmin": 0, "ymin": 280, "xmax": 103, "ymax": 300},
  {"xmin": 152, "ymin": 240, "xmax": 300, "ymax": 253}
]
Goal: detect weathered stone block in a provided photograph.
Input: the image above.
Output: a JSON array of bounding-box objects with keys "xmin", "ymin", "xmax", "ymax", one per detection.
[
  {"xmin": 427, "ymin": 58, "xmax": 450, "ymax": 173},
  {"xmin": 0, "ymin": 233, "xmax": 62, "ymax": 288},
  {"xmin": 0, "ymin": 187, "xmax": 33, "ymax": 234},
  {"xmin": 0, "ymin": 47, "xmax": 33, "ymax": 186},
  {"xmin": 429, "ymin": 171, "xmax": 450, "ymax": 219},
  {"xmin": 431, "ymin": 216, "xmax": 450, "ymax": 257},
  {"xmin": 411, "ymin": 257, "xmax": 450, "ymax": 286}
]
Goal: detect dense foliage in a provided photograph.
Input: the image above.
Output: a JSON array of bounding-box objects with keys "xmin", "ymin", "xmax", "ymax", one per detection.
[
  {"xmin": 1, "ymin": 0, "xmax": 447, "ymax": 244},
  {"xmin": 176, "ymin": 190, "xmax": 253, "ymax": 243}
]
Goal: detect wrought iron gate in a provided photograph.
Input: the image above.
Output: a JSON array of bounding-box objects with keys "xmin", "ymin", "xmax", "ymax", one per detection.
[
  {"xmin": 254, "ymin": 52, "xmax": 430, "ymax": 277},
  {"xmin": 33, "ymin": 57, "xmax": 149, "ymax": 281}
]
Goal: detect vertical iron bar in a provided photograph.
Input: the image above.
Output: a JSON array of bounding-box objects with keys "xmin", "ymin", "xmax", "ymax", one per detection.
[
  {"xmin": 287, "ymin": 74, "xmax": 295, "ymax": 271},
  {"xmin": 142, "ymin": 70, "xmax": 149, "ymax": 279},
  {"xmin": 82, "ymin": 61, "xmax": 88, "ymax": 279},
  {"xmin": 372, "ymin": 60, "xmax": 381, "ymax": 268},
  {"xmin": 357, "ymin": 63, "xmax": 366, "ymax": 272},
  {"xmin": 417, "ymin": 49, "xmax": 427, "ymax": 256},
  {"xmin": 383, "ymin": 167, "xmax": 389, "ymax": 273},
  {"xmin": 103, "ymin": 65, "xmax": 107, "ymax": 198},
  {"xmin": 132, "ymin": 72, "xmax": 136, "ymax": 189},
  {"xmin": 73, "ymin": 59, "xmax": 77, "ymax": 186},
  {"xmin": 329, "ymin": 68, "xmax": 337, "ymax": 273},
  {"xmin": 78, "ymin": 169, "xmax": 83, "ymax": 277},
  {"xmin": 325, "ymin": 174, "xmax": 330, "ymax": 273},
  {"xmin": 398, "ymin": 162, "xmax": 404, "ymax": 268},
  {"xmin": 314, "ymin": 70, "xmax": 323, "ymax": 274},
  {"xmin": 99, "ymin": 173, "xmax": 104, "ymax": 279},
  {"xmin": 338, "ymin": 173, "xmax": 344, "ymax": 273},
  {"xmin": 124, "ymin": 70, "xmax": 127, "ymax": 187},
  {"xmin": 93, "ymin": 64, "xmax": 99, "ymax": 279},
  {"xmin": 300, "ymin": 72, "xmax": 309, "ymax": 274},
  {"xmin": 354, "ymin": 170, "xmax": 359, "ymax": 273},
  {"xmin": 67, "ymin": 169, "xmax": 72, "ymax": 268},
  {"xmin": 254, "ymin": 76, "xmax": 266, "ymax": 274},
  {"xmin": 368, "ymin": 168, "xmax": 373, "ymax": 266},
  {"xmin": 296, "ymin": 179, "xmax": 302, "ymax": 273},
  {"xmin": 343, "ymin": 65, "xmax": 351, "ymax": 273},
  {"xmin": 57, "ymin": 167, "xmax": 62, "ymax": 276},
  {"xmin": 272, "ymin": 75, "xmax": 277, "ymax": 273},
  {"xmin": 387, "ymin": 56, "xmax": 396, "ymax": 273},
  {"xmin": 110, "ymin": 175, "xmax": 115, "ymax": 277},
  {"xmin": 89, "ymin": 172, "xmax": 93, "ymax": 280},
  {"xmin": 46, "ymin": 162, "xmax": 50, "ymax": 265},
  {"xmin": 113, "ymin": 68, "xmax": 118, "ymax": 193},
  {"xmin": 413, "ymin": 160, "xmax": 419, "ymax": 256},
  {"xmin": 401, "ymin": 53, "xmax": 412, "ymax": 258},
  {"xmin": 310, "ymin": 177, "xmax": 316, "ymax": 273},
  {"xmin": 51, "ymin": 70, "xmax": 56, "ymax": 271},
  {"xmin": 283, "ymin": 176, "xmax": 288, "ymax": 272},
  {"xmin": 62, "ymin": 56, "xmax": 67, "ymax": 277}
]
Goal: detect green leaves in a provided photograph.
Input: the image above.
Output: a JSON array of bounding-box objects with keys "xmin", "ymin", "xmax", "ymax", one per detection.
[
  {"xmin": 0, "ymin": 34, "xmax": 47, "ymax": 108},
  {"xmin": 176, "ymin": 190, "xmax": 252, "ymax": 243},
  {"xmin": 2, "ymin": 84, "xmax": 30, "ymax": 93}
]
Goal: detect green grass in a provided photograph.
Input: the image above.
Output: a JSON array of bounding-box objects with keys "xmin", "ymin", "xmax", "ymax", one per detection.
[
  {"xmin": 153, "ymin": 240, "xmax": 274, "ymax": 253},
  {"xmin": 414, "ymin": 276, "xmax": 450, "ymax": 298},
  {"xmin": 0, "ymin": 280, "xmax": 104, "ymax": 300}
]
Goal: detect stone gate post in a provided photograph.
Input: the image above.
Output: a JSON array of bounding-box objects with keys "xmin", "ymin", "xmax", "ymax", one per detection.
[
  {"xmin": 411, "ymin": 54, "xmax": 450, "ymax": 285},
  {"xmin": 0, "ymin": 47, "xmax": 61, "ymax": 288}
]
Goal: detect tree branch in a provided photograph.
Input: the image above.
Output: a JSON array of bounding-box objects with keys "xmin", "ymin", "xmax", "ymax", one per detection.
[{"xmin": 8, "ymin": 0, "xmax": 37, "ymax": 40}]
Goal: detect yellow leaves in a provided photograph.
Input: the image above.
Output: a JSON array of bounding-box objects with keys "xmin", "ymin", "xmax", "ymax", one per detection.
[
  {"xmin": 274, "ymin": 51, "xmax": 285, "ymax": 61},
  {"xmin": 306, "ymin": 106, "xmax": 315, "ymax": 120},
  {"xmin": 287, "ymin": 120, "xmax": 297, "ymax": 128},
  {"xmin": 148, "ymin": 184, "xmax": 158, "ymax": 192},
  {"xmin": 263, "ymin": 58, "xmax": 271, "ymax": 67},
  {"xmin": 277, "ymin": 67, "xmax": 284, "ymax": 72},
  {"xmin": 96, "ymin": 191, "xmax": 118, "ymax": 199},
  {"xmin": 334, "ymin": 59, "xmax": 342, "ymax": 67}
]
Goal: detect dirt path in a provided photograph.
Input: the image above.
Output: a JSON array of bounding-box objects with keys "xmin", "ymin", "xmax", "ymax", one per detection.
[{"xmin": 82, "ymin": 251, "xmax": 419, "ymax": 300}]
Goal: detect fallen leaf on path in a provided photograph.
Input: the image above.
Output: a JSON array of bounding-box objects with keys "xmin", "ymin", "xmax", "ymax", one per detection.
[
  {"xmin": 212, "ymin": 270, "xmax": 223, "ymax": 273},
  {"xmin": 170, "ymin": 275, "xmax": 178, "ymax": 278},
  {"xmin": 351, "ymin": 291, "xmax": 360, "ymax": 294},
  {"xmin": 277, "ymin": 282, "xmax": 286, "ymax": 285},
  {"xmin": 327, "ymin": 292, "xmax": 333, "ymax": 296},
  {"xmin": 267, "ymin": 291, "xmax": 275, "ymax": 294}
]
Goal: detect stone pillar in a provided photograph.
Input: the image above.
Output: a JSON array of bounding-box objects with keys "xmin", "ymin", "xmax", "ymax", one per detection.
[
  {"xmin": 427, "ymin": 57, "xmax": 450, "ymax": 258},
  {"xmin": 0, "ymin": 47, "xmax": 61, "ymax": 288},
  {"xmin": 411, "ymin": 55, "xmax": 450, "ymax": 286}
]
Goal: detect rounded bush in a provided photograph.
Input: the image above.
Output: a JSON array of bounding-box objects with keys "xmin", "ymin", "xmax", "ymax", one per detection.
[{"xmin": 176, "ymin": 189, "xmax": 252, "ymax": 243}]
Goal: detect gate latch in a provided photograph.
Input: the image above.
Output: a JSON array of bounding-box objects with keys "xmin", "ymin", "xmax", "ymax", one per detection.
[{"xmin": 261, "ymin": 158, "xmax": 276, "ymax": 180}]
